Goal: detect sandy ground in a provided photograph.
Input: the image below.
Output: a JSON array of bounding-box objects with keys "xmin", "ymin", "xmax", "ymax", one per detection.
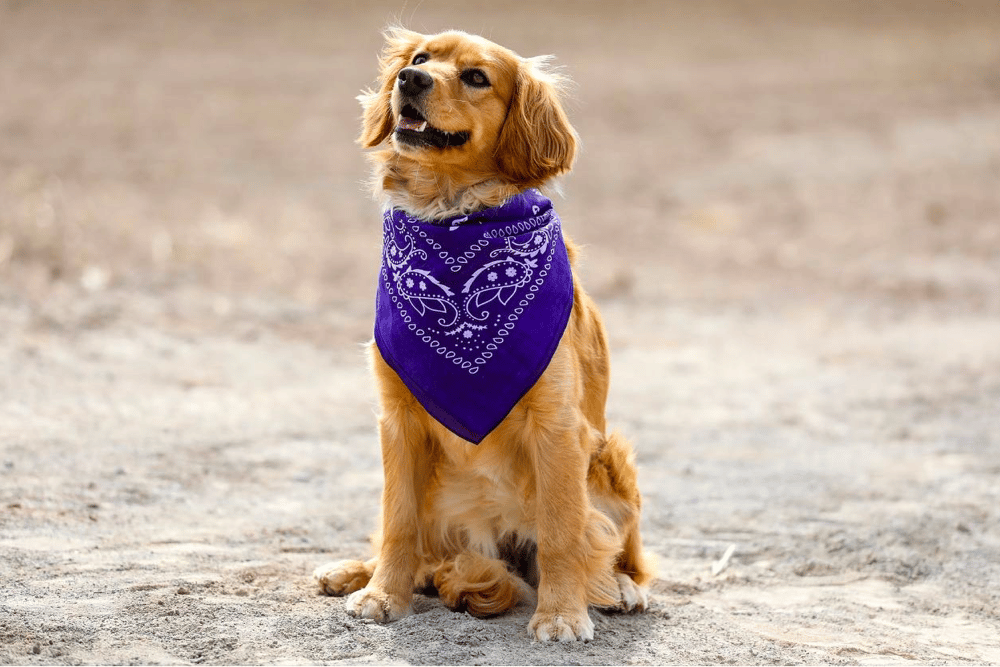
[{"xmin": 2, "ymin": 0, "xmax": 1000, "ymax": 664}]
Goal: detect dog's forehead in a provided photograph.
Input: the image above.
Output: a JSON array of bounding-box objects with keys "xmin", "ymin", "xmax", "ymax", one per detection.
[{"xmin": 421, "ymin": 31, "xmax": 519, "ymax": 69}]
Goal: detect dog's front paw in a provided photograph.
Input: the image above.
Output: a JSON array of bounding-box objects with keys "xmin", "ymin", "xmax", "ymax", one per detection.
[
  {"xmin": 346, "ymin": 587, "xmax": 411, "ymax": 622},
  {"xmin": 314, "ymin": 560, "xmax": 374, "ymax": 596},
  {"xmin": 529, "ymin": 609, "xmax": 595, "ymax": 642},
  {"xmin": 615, "ymin": 572, "xmax": 649, "ymax": 613}
]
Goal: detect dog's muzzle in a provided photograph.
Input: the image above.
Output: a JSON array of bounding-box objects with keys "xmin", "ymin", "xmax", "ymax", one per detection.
[{"xmin": 393, "ymin": 68, "xmax": 470, "ymax": 149}]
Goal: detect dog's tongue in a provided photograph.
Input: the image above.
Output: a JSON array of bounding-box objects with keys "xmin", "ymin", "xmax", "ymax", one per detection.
[{"xmin": 398, "ymin": 117, "xmax": 428, "ymax": 132}]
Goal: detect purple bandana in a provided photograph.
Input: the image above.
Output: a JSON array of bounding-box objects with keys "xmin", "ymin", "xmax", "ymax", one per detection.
[{"xmin": 374, "ymin": 190, "xmax": 573, "ymax": 444}]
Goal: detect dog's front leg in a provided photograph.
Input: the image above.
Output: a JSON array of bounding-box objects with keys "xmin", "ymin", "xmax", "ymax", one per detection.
[
  {"xmin": 527, "ymin": 422, "xmax": 596, "ymax": 642},
  {"xmin": 346, "ymin": 400, "xmax": 429, "ymax": 622}
]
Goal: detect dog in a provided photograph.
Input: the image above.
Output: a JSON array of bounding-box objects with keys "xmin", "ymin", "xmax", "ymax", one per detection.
[{"xmin": 314, "ymin": 27, "xmax": 652, "ymax": 642}]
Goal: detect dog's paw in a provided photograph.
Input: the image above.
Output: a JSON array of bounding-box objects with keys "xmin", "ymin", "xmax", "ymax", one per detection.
[
  {"xmin": 529, "ymin": 609, "xmax": 595, "ymax": 642},
  {"xmin": 345, "ymin": 587, "xmax": 411, "ymax": 622},
  {"xmin": 615, "ymin": 572, "xmax": 649, "ymax": 612},
  {"xmin": 314, "ymin": 560, "xmax": 373, "ymax": 596}
]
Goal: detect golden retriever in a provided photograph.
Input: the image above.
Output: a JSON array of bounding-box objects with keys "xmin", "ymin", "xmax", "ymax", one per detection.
[{"xmin": 314, "ymin": 27, "xmax": 652, "ymax": 642}]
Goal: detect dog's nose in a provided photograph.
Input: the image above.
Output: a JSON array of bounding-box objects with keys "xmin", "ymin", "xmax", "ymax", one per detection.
[{"xmin": 397, "ymin": 67, "xmax": 433, "ymax": 96}]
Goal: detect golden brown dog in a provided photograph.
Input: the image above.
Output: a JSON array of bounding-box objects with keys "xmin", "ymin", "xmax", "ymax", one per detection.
[{"xmin": 314, "ymin": 28, "xmax": 652, "ymax": 642}]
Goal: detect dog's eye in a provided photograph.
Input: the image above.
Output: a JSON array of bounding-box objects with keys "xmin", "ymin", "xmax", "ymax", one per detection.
[
  {"xmin": 412, "ymin": 53, "xmax": 429, "ymax": 65},
  {"xmin": 461, "ymin": 68, "xmax": 490, "ymax": 88}
]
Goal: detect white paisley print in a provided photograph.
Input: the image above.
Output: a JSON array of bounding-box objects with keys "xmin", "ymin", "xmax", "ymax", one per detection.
[{"xmin": 380, "ymin": 205, "xmax": 562, "ymax": 376}]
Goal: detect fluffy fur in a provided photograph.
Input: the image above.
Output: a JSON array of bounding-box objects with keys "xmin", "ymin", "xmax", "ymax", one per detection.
[{"xmin": 314, "ymin": 27, "xmax": 653, "ymax": 642}]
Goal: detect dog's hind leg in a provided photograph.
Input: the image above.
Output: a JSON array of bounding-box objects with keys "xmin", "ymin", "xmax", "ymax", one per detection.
[
  {"xmin": 314, "ymin": 558, "xmax": 377, "ymax": 596},
  {"xmin": 588, "ymin": 431, "xmax": 654, "ymax": 612},
  {"xmin": 612, "ymin": 535, "xmax": 652, "ymax": 612},
  {"xmin": 316, "ymin": 554, "xmax": 439, "ymax": 598}
]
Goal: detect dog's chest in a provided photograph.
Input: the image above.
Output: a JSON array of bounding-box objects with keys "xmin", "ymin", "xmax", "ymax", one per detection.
[{"xmin": 431, "ymin": 439, "xmax": 537, "ymax": 541}]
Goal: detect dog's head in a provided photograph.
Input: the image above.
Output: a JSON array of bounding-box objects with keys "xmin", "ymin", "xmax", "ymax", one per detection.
[{"xmin": 358, "ymin": 28, "xmax": 577, "ymax": 190}]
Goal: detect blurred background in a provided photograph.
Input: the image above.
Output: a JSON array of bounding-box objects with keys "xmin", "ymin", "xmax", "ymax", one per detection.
[
  {"xmin": 2, "ymin": 3, "xmax": 1000, "ymax": 662},
  {"xmin": 2, "ymin": 0, "xmax": 998, "ymax": 343}
]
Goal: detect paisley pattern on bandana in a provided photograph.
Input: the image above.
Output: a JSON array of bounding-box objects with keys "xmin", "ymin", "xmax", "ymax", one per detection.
[{"xmin": 374, "ymin": 190, "xmax": 574, "ymax": 444}]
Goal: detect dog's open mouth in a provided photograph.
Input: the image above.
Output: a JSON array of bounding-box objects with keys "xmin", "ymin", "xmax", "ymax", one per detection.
[{"xmin": 395, "ymin": 104, "xmax": 470, "ymax": 149}]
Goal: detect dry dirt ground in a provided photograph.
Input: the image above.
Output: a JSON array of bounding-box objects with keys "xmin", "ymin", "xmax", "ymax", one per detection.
[{"xmin": 2, "ymin": 1, "xmax": 1000, "ymax": 664}]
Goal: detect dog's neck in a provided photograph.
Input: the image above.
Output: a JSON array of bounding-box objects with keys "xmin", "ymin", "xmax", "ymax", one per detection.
[{"xmin": 368, "ymin": 149, "xmax": 525, "ymax": 221}]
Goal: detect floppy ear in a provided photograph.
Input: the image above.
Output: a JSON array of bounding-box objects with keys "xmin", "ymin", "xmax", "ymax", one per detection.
[
  {"xmin": 358, "ymin": 27, "xmax": 423, "ymax": 148},
  {"xmin": 494, "ymin": 58, "xmax": 578, "ymax": 187}
]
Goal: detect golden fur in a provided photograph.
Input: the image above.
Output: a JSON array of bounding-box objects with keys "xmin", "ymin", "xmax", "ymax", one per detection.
[{"xmin": 314, "ymin": 28, "xmax": 652, "ymax": 642}]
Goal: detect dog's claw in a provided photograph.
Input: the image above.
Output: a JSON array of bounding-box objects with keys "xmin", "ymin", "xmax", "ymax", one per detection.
[
  {"xmin": 345, "ymin": 587, "xmax": 411, "ymax": 622},
  {"xmin": 615, "ymin": 572, "xmax": 649, "ymax": 613},
  {"xmin": 529, "ymin": 610, "xmax": 595, "ymax": 642}
]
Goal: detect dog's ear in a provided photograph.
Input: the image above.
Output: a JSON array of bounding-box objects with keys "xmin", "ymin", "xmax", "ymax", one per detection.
[
  {"xmin": 358, "ymin": 27, "xmax": 423, "ymax": 148},
  {"xmin": 494, "ymin": 58, "xmax": 578, "ymax": 187}
]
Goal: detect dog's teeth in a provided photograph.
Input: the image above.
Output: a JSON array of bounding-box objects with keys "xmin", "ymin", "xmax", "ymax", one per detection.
[{"xmin": 398, "ymin": 117, "xmax": 427, "ymax": 132}]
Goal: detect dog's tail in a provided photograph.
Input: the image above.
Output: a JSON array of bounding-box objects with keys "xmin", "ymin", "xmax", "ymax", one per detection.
[{"xmin": 433, "ymin": 553, "xmax": 536, "ymax": 618}]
